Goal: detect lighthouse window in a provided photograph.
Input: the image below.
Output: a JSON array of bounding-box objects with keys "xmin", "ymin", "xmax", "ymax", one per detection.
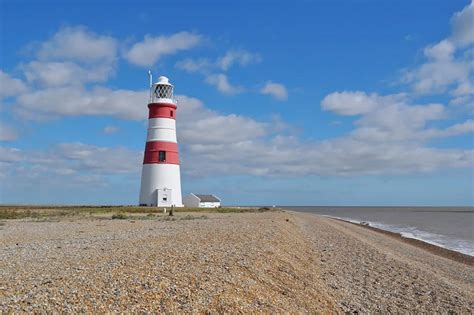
[
  {"xmin": 170, "ymin": 110, "xmax": 173, "ymax": 117},
  {"xmin": 154, "ymin": 85, "xmax": 173, "ymax": 99},
  {"xmin": 159, "ymin": 150, "xmax": 166, "ymax": 162}
]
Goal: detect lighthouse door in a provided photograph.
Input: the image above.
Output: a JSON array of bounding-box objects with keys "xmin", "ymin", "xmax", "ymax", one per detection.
[{"xmin": 157, "ymin": 188, "xmax": 173, "ymax": 207}]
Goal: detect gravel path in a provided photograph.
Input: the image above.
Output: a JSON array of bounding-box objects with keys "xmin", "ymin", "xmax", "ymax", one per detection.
[{"xmin": 0, "ymin": 211, "xmax": 472, "ymax": 313}]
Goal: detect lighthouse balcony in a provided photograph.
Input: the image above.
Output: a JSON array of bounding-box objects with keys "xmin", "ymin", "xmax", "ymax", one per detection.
[{"xmin": 151, "ymin": 97, "xmax": 178, "ymax": 104}]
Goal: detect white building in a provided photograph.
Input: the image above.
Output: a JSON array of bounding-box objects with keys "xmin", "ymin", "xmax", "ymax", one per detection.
[{"xmin": 183, "ymin": 194, "xmax": 221, "ymax": 208}]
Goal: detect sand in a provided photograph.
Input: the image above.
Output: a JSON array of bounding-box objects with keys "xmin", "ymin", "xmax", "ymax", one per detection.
[{"xmin": 0, "ymin": 210, "xmax": 472, "ymax": 313}]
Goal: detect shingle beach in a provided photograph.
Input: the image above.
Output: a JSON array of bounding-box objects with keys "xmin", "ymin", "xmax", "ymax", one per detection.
[{"xmin": 1, "ymin": 210, "xmax": 472, "ymax": 313}]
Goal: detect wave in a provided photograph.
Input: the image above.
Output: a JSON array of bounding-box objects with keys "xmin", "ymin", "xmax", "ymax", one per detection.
[{"xmin": 322, "ymin": 215, "xmax": 474, "ymax": 257}]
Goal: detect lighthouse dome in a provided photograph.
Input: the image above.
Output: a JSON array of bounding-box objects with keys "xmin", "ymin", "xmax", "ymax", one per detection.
[{"xmin": 157, "ymin": 76, "xmax": 170, "ymax": 85}]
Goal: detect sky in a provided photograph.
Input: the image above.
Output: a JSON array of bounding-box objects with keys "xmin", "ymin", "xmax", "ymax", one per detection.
[{"xmin": 0, "ymin": 0, "xmax": 473, "ymax": 206}]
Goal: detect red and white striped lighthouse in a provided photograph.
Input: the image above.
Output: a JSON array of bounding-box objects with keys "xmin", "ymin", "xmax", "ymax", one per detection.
[{"xmin": 139, "ymin": 74, "xmax": 183, "ymax": 207}]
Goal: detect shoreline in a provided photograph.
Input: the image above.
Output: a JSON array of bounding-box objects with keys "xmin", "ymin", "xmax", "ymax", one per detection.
[{"xmin": 330, "ymin": 217, "xmax": 474, "ymax": 266}]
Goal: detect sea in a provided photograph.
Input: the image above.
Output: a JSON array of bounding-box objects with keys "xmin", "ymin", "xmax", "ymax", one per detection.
[{"xmin": 282, "ymin": 206, "xmax": 474, "ymax": 256}]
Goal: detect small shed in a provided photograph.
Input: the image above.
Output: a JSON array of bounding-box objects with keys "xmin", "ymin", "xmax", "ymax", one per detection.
[{"xmin": 183, "ymin": 193, "xmax": 221, "ymax": 208}]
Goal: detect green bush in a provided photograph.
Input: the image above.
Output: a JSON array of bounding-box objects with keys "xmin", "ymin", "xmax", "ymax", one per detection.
[{"xmin": 111, "ymin": 213, "xmax": 128, "ymax": 220}]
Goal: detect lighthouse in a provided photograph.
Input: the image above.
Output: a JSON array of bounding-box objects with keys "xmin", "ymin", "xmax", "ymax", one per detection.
[{"xmin": 139, "ymin": 74, "xmax": 183, "ymax": 207}]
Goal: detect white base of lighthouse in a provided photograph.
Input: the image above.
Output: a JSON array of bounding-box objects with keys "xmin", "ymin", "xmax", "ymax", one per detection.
[{"xmin": 139, "ymin": 164, "xmax": 183, "ymax": 207}]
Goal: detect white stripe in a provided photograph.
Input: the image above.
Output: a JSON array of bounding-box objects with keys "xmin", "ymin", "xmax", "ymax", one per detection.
[
  {"xmin": 147, "ymin": 118, "xmax": 177, "ymax": 142},
  {"xmin": 148, "ymin": 118, "xmax": 176, "ymax": 129}
]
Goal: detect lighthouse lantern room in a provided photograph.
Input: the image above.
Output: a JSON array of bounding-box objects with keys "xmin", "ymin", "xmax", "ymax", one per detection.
[{"xmin": 139, "ymin": 73, "xmax": 183, "ymax": 207}]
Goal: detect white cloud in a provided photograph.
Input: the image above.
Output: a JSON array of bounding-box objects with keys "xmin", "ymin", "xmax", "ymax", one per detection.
[
  {"xmin": 442, "ymin": 119, "xmax": 474, "ymax": 135},
  {"xmin": 103, "ymin": 125, "xmax": 119, "ymax": 134},
  {"xmin": 22, "ymin": 61, "xmax": 114, "ymax": 87},
  {"xmin": 175, "ymin": 95, "xmax": 204, "ymax": 113},
  {"xmin": 15, "ymin": 27, "xmax": 118, "ymax": 89},
  {"xmin": 37, "ymin": 26, "xmax": 117, "ymax": 63},
  {"xmin": 0, "ymin": 146, "xmax": 23, "ymax": 162},
  {"xmin": 0, "ymin": 70, "xmax": 27, "ymax": 97},
  {"xmin": 181, "ymin": 135, "xmax": 473, "ymax": 177},
  {"xmin": 53, "ymin": 142, "xmax": 140, "ymax": 174},
  {"xmin": 449, "ymin": 95, "xmax": 471, "ymax": 106},
  {"xmin": 420, "ymin": 119, "xmax": 474, "ymax": 139},
  {"xmin": 0, "ymin": 146, "xmax": 23, "ymax": 180},
  {"xmin": 205, "ymin": 73, "xmax": 243, "ymax": 94},
  {"xmin": 217, "ymin": 49, "xmax": 261, "ymax": 70},
  {"xmin": 403, "ymin": 57, "xmax": 472, "ymax": 94},
  {"xmin": 0, "ymin": 143, "xmax": 141, "ymax": 189},
  {"xmin": 125, "ymin": 32, "xmax": 202, "ymax": 67},
  {"xmin": 1, "ymin": 87, "xmax": 473, "ymax": 183},
  {"xmin": 13, "ymin": 86, "xmax": 206, "ymax": 122},
  {"xmin": 175, "ymin": 58, "xmax": 212, "ymax": 73},
  {"xmin": 449, "ymin": 94, "xmax": 474, "ymax": 111},
  {"xmin": 16, "ymin": 86, "xmax": 148, "ymax": 120},
  {"xmin": 321, "ymin": 91, "xmax": 468, "ymax": 143},
  {"xmin": 174, "ymin": 95, "xmax": 271, "ymax": 146},
  {"xmin": 260, "ymin": 81, "xmax": 288, "ymax": 101},
  {"xmin": 0, "ymin": 123, "xmax": 19, "ymax": 141},
  {"xmin": 355, "ymin": 101, "xmax": 445, "ymax": 132},
  {"xmin": 321, "ymin": 91, "xmax": 400, "ymax": 115},
  {"xmin": 176, "ymin": 49, "xmax": 261, "ymax": 74},
  {"xmin": 424, "ymin": 40, "xmax": 455, "ymax": 61},
  {"xmin": 402, "ymin": 2, "xmax": 474, "ymax": 97},
  {"xmin": 451, "ymin": 1, "xmax": 474, "ymax": 47},
  {"xmin": 175, "ymin": 49, "xmax": 261, "ymax": 95},
  {"xmin": 10, "ymin": 81, "xmax": 472, "ymax": 177},
  {"xmin": 176, "ymin": 90, "xmax": 472, "ymax": 177},
  {"xmin": 180, "ymin": 114, "xmax": 268, "ymax": 145}
]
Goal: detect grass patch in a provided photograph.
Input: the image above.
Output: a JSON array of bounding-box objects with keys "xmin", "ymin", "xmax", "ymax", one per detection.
[
  {"xmin": 0, "ymin": 208, "xmax": 84, "ymax": 220},
  {"xmin": 180, "ymin": 214, "xmax": 208, "ymax": 220},
  {"xmin": 157, "ymin": 214, "xmax": 207, "ymax": 221},
  {"xmin": 111, "ymin": 213, "xmax": 128, "ymax": 220},
  {"xmin": 0, "ymin": 205, "xmax": 278, "ymax": 220},
  {"xmin": 0, "ymin": 206, "xmax": 160, "ymax": 220}
]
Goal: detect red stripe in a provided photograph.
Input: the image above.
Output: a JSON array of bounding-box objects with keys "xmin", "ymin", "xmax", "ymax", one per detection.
[
  {"xmin": 143, "ymin": 141, "xmax": 179, "ymax": 164},
  {"xmin": 148, "ymin": 102, "xmax": 177, "ymax": 120}
]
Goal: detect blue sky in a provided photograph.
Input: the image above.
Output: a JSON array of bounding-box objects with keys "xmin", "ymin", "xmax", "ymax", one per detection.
[{"xmin": 0, "ymin": 0, "xmax": 473, "ymax": 206}]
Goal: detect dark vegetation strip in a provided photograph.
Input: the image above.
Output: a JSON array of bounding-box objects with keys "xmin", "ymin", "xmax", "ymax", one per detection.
[{"xmin": 0, "ymin": 206, "xmax": 277, "ymax": 220}]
